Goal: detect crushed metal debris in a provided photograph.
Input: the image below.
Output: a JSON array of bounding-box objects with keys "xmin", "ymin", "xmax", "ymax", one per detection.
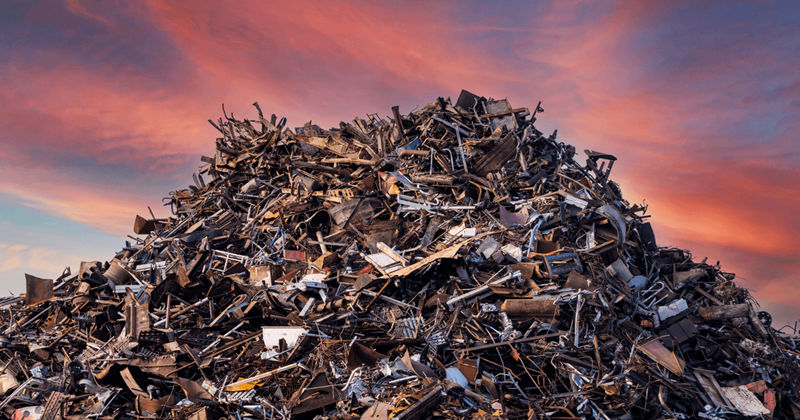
[{"xmin": 2, "ymin": 90, "xmax": 799, "ymax": 420}]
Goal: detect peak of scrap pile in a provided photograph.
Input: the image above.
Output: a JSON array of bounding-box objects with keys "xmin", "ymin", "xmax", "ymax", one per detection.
[{"xmin": 2, "ymin": 90, "xmax": 799, "ymax": 420}]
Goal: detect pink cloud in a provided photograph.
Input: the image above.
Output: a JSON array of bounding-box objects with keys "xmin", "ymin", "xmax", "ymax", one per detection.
[{"xmin": 0, "ymin": 58, "xmax": 213, "ymax": 168}]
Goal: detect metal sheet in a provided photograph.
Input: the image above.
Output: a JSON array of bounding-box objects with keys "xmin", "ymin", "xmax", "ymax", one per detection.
[
  {"xmin": 638, "ymin": 339, "xmax": 683, "ymax": 376},
  {"xmin": 24, "ymin": 274, "xmax": 53, "ymax": 307},
  {"xmin": 262, "ymin": 326, "xmax": 306, "ymax": 349},
  {"xmin": 720, "ymin": 385, "xmax": 770, "ymax": 416}
]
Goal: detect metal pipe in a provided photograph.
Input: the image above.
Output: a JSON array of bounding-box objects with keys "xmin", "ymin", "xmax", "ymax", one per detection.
[{"xmin": 453, "ymin": 122, "xmax": 469, "ymax": 173}]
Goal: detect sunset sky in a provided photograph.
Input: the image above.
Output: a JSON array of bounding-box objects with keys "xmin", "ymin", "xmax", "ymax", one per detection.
[{"xmin": 1, "ymin": 1, "xmax": 798, "ymax": 326}]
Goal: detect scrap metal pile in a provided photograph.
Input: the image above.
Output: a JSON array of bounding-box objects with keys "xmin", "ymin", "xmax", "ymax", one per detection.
[{"xmin": 2, "ymin": 90, "xmax": 800, "ymax": 420}]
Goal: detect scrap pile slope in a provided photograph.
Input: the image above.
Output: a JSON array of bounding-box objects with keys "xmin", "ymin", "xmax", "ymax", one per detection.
[{"xmin": 2, "ymin": 90, "xmax": 799, "ymax": 420}]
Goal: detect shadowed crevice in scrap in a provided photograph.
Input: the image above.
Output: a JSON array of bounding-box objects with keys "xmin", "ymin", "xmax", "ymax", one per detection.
[{"xmin": 0, "ymin": 90, "xmax": 797, "ymax": 419}]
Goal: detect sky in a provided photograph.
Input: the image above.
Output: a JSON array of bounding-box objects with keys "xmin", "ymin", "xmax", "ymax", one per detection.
[{"xmin": 1, "ymin": 0, "xmax": 798, "ymax": 326}]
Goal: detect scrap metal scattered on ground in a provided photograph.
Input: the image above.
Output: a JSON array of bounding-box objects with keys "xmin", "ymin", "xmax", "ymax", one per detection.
[{"xmin": 2, "ymin": 90, "xmax": 799, "ymax": 420}]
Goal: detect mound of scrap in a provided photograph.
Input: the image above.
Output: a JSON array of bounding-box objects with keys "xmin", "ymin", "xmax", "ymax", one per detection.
[{"xmin": 2, "ymin": 90, "xmax": 799, "ymax": 420}]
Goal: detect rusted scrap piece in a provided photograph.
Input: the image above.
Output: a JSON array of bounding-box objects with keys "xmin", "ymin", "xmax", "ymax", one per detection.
[
  {"xmin": 362, "ymin": 401, "xmax": 393, "ymax": 420},
  {"xmin": 500, "ymin": 297, "xmax": 559, "ymax": 320},
  {"xmin": 694, "ymin": 369, "xmax": 731, "ymax": 408},
  {"xmin": 133, "ymin": 214, "xmax": 158, "ymax": 234},
  {"xmin": 394, "ymin": 385, "xmax": 444, "ymax": 420},
  {"xmin": 40, "ymin": 391, "xmax": 66, "ymax": 420},
  {"xmin": 472, "ymin": 132, "xmax": 516, "ymax": 176},
  {"xmin": 0, "ymin": 90, "xmax": 797, "ymax": 420},
  {"xmin": 24, "ymin": 274, "xmax": 53, "ymax": 306},
  {"xmin": 638, "ymin": 339, "xmax": 684, "ymax": 376},
  {"xmin": 137, "ymin": 394, "xmax": 175, "ymax": 416},
  {"xmin": 699, "ymin": 303, "xmax": 751, "ymax": 320},
  {"xmin": 290, "ymin": 373, "xmax": 342, "ymax": 415}
]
